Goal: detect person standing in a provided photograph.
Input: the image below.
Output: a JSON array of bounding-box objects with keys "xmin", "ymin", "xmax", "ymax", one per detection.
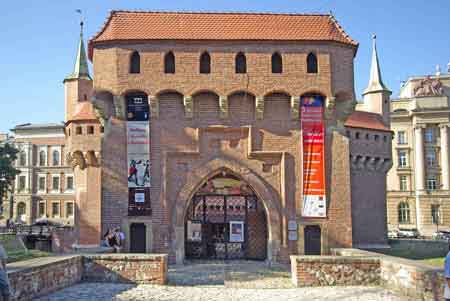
[
  {"xmin": 0, "ymin": 243, "xmax": 11, "ymax": 301},
  {"xmin": 445, "ymin": 244, "xmax": 450, "ymax": 301}
]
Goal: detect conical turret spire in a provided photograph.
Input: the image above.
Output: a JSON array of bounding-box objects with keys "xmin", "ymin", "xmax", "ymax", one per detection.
[
  {"xmin": 363, "ymin": 34, "xmax": 390, "ymax": 95},
  {"xmin": 65, "ymin": 20, "xmax": 92, "ymax": 81}
]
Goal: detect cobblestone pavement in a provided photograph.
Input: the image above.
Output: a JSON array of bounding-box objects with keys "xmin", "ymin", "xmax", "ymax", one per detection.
[{"xmin": 35, "ymin": 261, "xmax": 413, "ymax": 301}]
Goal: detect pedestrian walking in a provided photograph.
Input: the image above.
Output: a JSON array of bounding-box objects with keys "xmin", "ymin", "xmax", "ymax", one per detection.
[
  {"xmin": 445, "ymin": 243, "xmax": 450, "ymax": 301},
  {"xmin": 0, "ymin": 243, "xmax": 11, "ymax": 301}
]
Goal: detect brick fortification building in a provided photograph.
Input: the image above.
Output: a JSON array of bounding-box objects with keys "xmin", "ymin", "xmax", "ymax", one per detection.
[{"xmin": 64, "ymin": 11, "xmax": 392, "ymax": 263}]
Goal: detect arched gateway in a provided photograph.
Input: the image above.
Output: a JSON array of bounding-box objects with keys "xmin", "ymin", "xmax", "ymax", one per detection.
[{"xmin": 184, "ymin": 172, "xmax": 267, "ymax": 260}]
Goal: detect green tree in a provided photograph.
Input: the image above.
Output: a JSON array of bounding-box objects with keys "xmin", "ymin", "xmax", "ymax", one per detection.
[{"xmin": 0, "ymin": 143, "xmax": 20, "ymax": 208}]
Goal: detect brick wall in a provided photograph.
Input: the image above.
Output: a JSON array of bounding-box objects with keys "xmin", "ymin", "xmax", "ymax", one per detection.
[
  {"xmin": 7, "ymin": 253, "xmax": 168, "ymax": 300},
  {"xmin": 8, "ymin": 255, "xmax": 83, "ymax": 301},
  {"xmin": 88, "ymin": 40, "xmax": 362, "ymax": 262},
  {"xmin": 332, "ymin": 248, "xmax": 445, "ymax": 300},
  {"xmin": 290, "ymin": 255, "xmax": 380, "ymax": 287},
  {"xmin": 51, "ymin": 227, "xmax": 77, "ymax": 253},
  {"xmin": 82, "ymin": 254, "xmax": 167, "ymax": 284}
]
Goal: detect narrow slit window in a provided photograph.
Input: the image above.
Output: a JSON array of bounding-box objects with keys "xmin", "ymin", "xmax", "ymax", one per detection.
[
  {"xmin": 307, "ymin": 53, "xmax": 318, "ymax": 73},
  {"xmin": 200, "ymin": 52, "xmax": 211, "ymax": 74},
  {"xmin": 271, "ymin": 52, "xmax": 282, "ymax": 73},
  {"xmin": 130, "ymin": 51, "xmax": 140, "ymax": 74},
  {"xmin": 164, "ymin": 51, "xmax": 175, "ymax": 74},
  {"xmin": 235, "ymin": 52, "xmax": 247, "ymax": 74}
]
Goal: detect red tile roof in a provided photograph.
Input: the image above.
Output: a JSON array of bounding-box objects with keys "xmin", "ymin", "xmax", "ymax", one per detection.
[
  {"xmin": 89, "ymin": 11, "xmax": 358, "ymax": 59},
  {"xmin": 70, "ymin": 102, "xmax": 97, "ymax": 122},
  {"xmin": 345, "ymin": 110, "xmax": 391, "ymax": 132}
]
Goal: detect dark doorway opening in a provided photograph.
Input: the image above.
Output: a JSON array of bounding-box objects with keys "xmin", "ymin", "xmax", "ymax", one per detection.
[
  {"xmin": 304, "ymin": 225, "xmax": 321, "ymax": 255},
  {"xmin": 185, "ymin": 173, "xmax": 267, "ymax": 260},
  {"xmin": 130, "ymin": 223, "xmax": 146, "ymax": 253}
]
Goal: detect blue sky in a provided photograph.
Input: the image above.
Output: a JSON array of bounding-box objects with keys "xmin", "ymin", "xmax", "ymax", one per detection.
[{"xmin": 0, "ymin": 1, "xmax": 449, "ymax": 133}]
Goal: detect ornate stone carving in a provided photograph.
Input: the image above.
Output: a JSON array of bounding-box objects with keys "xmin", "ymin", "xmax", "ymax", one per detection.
[
  {"xmin": 92, "ymin": 97, "xmax": 107, "ymax": 126},
  {"xmin": 183, "ymin": 96, "xmax": 193, "ymax": 118},
  {"xmin": 290, "ymin": 96, "xmax": 300, "ymax": 120},
  {"xmin": 413, "ymin": 77, "xmax": 444, "ymax": 97},
  {"xmin": 219, "ymin": 96, "xmax": 228, "ymax": 119},
  {"xmin": 255, "ymin": 96, "xmax": 264, "ymax": 120},
  {"xmin": 149, "ymin": 95, "xmax": 159, "ymax": 118},
  {"xmin": 67, "ymin": 151, "xmax": 87, "ymax": 170}
]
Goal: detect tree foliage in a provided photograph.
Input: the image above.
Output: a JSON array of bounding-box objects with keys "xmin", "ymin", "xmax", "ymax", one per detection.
[{"xmin": 0, "ymin": 143, "xmax": 20, "ymax": 206}]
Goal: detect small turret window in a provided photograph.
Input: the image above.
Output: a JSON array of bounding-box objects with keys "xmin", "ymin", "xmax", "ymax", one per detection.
[
  {"xmin": 130, "ymin": 51, "xmax": 141, "ymax": 74},
  {"xmin": 271, "ymin": 52, "xmax": 282, "ymax": 73},
  {"xmin": 307, "ymin": 53, "xmax": 318, "ymax": 74},
  {"xmin": 87, "ymin": 126, "xmax": 94, "ymax": 135},
  {"xmin": 76, "ymin": 126, "xmax": 82, "ymax": 135},
  {"xmin": 164, "ymin": 51, "xmax": 175, "ymax": 74},
  {"xmin": 200, "ymin": 52, "xmax": 211, "ymax": 74}
]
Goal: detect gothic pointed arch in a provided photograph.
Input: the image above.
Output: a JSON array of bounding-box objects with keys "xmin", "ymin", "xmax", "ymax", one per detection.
[{"xmin": 164, "ymin": 51, "xmax": 175, "ymax": 74}]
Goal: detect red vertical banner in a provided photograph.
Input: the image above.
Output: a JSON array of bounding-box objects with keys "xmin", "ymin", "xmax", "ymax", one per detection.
[{"xmin": 301, "ymin": 95, "xmax": 326, "ymax": 217}]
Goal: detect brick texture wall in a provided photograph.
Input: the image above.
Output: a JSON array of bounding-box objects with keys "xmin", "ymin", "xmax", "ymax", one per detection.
[{"xmin": 86, "ymin": 40, "xmax": 361, "ymax": 262}]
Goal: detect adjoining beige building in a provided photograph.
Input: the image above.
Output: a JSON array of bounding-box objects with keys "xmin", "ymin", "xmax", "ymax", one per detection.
[
  {"xmin": 387, "ymin": 69, "xmax": 450, "ymax": 236},
  {"xmin": 3, "ymin": 123, "xmax": 76, "ymax": 225}
]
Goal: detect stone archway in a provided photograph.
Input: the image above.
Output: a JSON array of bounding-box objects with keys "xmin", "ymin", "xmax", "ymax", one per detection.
[{"xmin": 172, "ymin": 158, "xmax": 282, "ymax": 264}]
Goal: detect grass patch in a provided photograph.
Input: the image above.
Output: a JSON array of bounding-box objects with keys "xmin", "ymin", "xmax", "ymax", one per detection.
[
  {"xmin": 6, "ymin": 249, "xmax": 50, "ymax": 263},
  {"xmin": 419, "ymin": 257, "xmax": 445, "ymax": 267}
]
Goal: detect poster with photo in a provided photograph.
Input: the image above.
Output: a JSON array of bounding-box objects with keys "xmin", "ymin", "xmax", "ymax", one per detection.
[
  {"xmin": 128, "ymin": 187, "xmax": 151, "ymax": 216},
  {"xmin": 127, "ymin": 154, "xmax": 151, "ymax": 188},
  {"xmin": 229, "ymin": 221, "xmax": 244, "ymax": 242}
]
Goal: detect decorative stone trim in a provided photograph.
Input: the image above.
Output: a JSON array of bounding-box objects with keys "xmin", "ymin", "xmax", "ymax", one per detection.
[
  {"xmin": 350, "ymin": 155, "xmax": 392, "ymax": 173},
  {"xmin": 219, "ymin": 95, "xmax": 228, "ymax": 119},
  {"xmin": 290, "ymin": 96, "xmax": 300, "ymax": 120},
  {"xmin": 149, "ymin": 95, "xmax": 159, "ymax": 118},
  {"xmin": 183, "ymin": 95, "xmax": 194, "ymax": 118},
  {"xmin": 255, "ymin": 96, "xmax": 264, "ymax": 120}
]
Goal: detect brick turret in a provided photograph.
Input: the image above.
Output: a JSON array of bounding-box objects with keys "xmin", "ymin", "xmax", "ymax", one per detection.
[{"xmin": 64, "ymin": 21, "xmax": 102, "ymax": 246}]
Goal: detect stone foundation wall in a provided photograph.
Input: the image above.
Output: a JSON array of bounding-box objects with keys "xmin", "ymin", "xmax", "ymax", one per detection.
[
  {"xmin": 8, "ymin": 255, "xmax": 83, "ymax": 301},
  {"xmin": 332, "ymin": 248, "xmax": 445, "ymax": 300},
  {"xmin": 290, "ymin": 255, "xmax": 380, "ymax": 287},
  {"xmin": 82, "ymin": 254, "xmax": 167, "ymax": 284},
  {"xmin": 7, "ymin": 254, "xmax": 168, "ymax": 300}
]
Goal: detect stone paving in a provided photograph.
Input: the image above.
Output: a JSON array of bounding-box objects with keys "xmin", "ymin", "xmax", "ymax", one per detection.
[{"xmin": 35, "ymin": 261, "xmax": 413, "ymax": 301}]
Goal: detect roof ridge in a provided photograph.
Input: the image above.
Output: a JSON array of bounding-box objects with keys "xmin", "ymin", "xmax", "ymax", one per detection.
[{"xmin": 109, "ymin": 9, "xmax": 332, "ymax": 17}]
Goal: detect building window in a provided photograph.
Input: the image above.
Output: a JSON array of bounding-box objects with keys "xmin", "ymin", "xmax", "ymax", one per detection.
[
  {"xmin": 17, "ymin": 202, "xmax": 26, "ymax": 216},
  {"xmin": 426, "ymin": 150, "xmax": 436, "ymax": 167},
  {"xmin": 87, "ymin": 126, "xmax": 94, "ymax": 135},
  {"xmin": 400, "ymin": 176, "xmax": 408, "ymax": 191},
  {"xmin": 39, "ymin": 150, "xmax": 46, "ymax": 166},
  {"xmin": 398, "ymin": 151, "xmax": 408, "ymax": 167},
  {"xmin": 271, "ymin": 52, "xmax": 282, "ymax": 73},
  {"xmin": 164, "ymin": 51, "xmax": 175, "ymax": 74},
  {"xmin": 38, "ymin": 176, "xmax": 46, "ymax": 192},
  {"xmin": 199, "ymin": 52, "xmax": 211, "ymax": 74},
  {"xmin": 51, "ymin": 202, "xmax": 60, "ymax": 218},
  {"xmin": 235, "ymin": 52, "xmax": 247, "ymax": 74},
  {"xmin": 374, "ymin": 134, "xmax": 380, "ymax": 141},
  {"xmin": 38, "ymin": 202, "xmax": 46, "ymax": 217},
  {"xmin": 19, "ymin": 151, "xmax": 26, "ymax": 166},
  {"xmin": 130, "ymin": 51, "xmax": 140, "ymax": 74},
  {"xmin": 431, "ymin": 204, "xmax": 442, "ymax": 225},
  {"xmin": 427, "ymin": 176, "xmax": 437, "ymax": 191},
  {"xmin": 76, "ymin": 126, "xmax": 82, "ymax": 135},
  {"xmin": 52, "ymin": 150, "xmax": 60, "ymax": 166},
  {"xmin": 398, "ymin": 202, "xmax": 410, "ymax": 224},
  {"xmin": 18, "ymin": 176, "xmax": 26, "ymax": 191},
  {"xmin": 100, "ymin": 126, "xmax": 104, "ymax": 133},
  {"xmin": 52, "ymin": 176, "xmax": 60, "ymax": 192},
  {"xmin": 355, "ymin": 132, "xmax": 360, "ymax": 139},
  {"xmin": 397, "ymin": 131, "xmax": 407, "ymax": 144},
  {"xmin": 425, "ymin": 128, "xmax": 434, "ymax": 143},
  {"xmin": 66, "ymin": 176, "xmax": 74, "ymax": 191},
  {"xmin": 66, "ymin": 202, "xmax": 74, "ymax": 218},
  {"xmin": 306, "ymin": 52, "xmax": 318, "ymax": 73}
]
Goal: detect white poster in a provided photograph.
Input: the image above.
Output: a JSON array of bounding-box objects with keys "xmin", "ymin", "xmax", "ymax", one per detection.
[
  {"xmin": 229, "ymin": 221, "xmax": 244, "ymax": 242},
  {"xmin": 187, "ymin": 221, "xmax": 202, "ymax": 242},
  {"xmin": 302, "ymin": 195, "xmax": 326, "ymax": 217}
]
